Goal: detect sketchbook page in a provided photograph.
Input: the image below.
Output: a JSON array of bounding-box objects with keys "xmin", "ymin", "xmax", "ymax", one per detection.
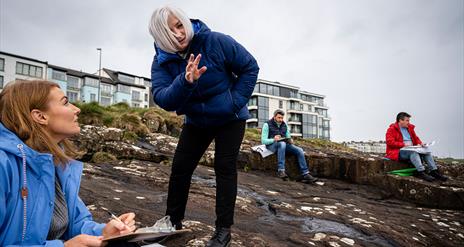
[
  {"xmin": 251, "ymin": 144, "xmax": 274, "ymax": 158},
  {"xmin": 102, "ymin": 229, "xmax": 190, "ymax": 242}
]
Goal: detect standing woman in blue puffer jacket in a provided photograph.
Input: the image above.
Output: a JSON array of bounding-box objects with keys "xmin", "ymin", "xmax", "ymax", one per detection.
[
  {"xmin": 0, "ymin": 80, "xmax": 137, "ymax": 247},
  {"xmin": 148, "ymin": 6, "xmax": 259, "ymax": 247}
]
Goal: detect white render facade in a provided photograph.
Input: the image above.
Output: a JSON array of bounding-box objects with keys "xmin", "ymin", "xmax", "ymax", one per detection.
[
  {"xmin": 0, "ymin": 51, "xmax": 152, "ymax": 108},
  {"xmin": 247, "ymin": 79, "xmax": 331, "ymax": 140},
  {"xmin": 344, "ymin": 141, "xmax": 387, "ymax": 154},
  {"xmin": 0, "ymin": 52, "xmax": 48, "ymax": 91}
]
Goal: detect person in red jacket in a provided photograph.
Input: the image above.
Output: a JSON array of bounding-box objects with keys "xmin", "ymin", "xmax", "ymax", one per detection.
[{"xmin": 385, "ymin": 112, "xmax": 447, "ymax": 182}]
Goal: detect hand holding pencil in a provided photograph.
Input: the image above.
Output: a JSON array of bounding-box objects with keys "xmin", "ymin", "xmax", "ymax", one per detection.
[{"xmin": 101, "ymin": 208, "xmax": 137, "ymax": 238}]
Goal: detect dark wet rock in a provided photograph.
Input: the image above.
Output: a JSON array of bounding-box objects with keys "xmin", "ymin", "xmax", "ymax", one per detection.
[{"xmin": 80, "ymin": 159, "xmax": 464, "ymax": 247}]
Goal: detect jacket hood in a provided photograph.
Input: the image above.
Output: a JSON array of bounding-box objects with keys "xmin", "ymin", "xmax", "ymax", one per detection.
[
  {"xmin": 0, "ymin": 122, "xmax": 79, "ymax": 177},
  {"xmin": 154, "ymin": 19, "xmax": 210, "ymax": 65},
  {"xmin": 0, "ymin": 122, "xmax": 52, "ymax": 163}
]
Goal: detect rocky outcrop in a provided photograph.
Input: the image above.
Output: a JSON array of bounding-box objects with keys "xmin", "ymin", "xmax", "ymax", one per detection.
[
  {"xmin": 73, "ymin": 125, "xmax": 464, "ymax": 210},
  {"xmin": 72, "ymin": 125, "xmax": 170, "ymax": 163}
]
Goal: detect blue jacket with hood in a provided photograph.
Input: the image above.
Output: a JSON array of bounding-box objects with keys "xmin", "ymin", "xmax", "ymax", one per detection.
[
  {"xmin": 151, "ymin": 19, "xmax": 259, "ymax": 127},
  {"xmin": 0, "ymin": 123, "xmax": 105, "ymax": 247}
]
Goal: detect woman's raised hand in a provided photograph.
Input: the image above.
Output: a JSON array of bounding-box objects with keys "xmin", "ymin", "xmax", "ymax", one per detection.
[{"xmin": 185, "ymin": 54, "xmax": 207, "ymax": 83}]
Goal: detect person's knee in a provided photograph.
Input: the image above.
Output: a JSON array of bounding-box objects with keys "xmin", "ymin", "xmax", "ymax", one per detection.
[
  {"xmin": 410, "ymin": 152, "xmax": 419, "ymax": 158},
  {"xmin": 278, "ymin": 141, "xmax": 286, "ymax": 149}
]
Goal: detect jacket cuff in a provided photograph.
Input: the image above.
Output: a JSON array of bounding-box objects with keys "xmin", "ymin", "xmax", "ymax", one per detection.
[{"xmin": 180, "ymin": 73, "xmax": 198, "ymax": 90}]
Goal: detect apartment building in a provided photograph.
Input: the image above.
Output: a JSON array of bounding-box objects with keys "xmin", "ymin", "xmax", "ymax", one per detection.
[
  {"xmin": 100, "ymin": 68, "xmax": 151, "ymax": 108},
  {"xmin": 247, "ymin": 79, "xmax": 331, "ymax": 140},
  {"xmin": 1, "ymin": 51, "xmax": 153, "ymax": 108},
  {"xmin": 0, "ymin": 51, "xmax": 48, "ymax": 91},
  {"xmin": 343, "ymin": 141, "xmax": 387, "ymax": 154}
]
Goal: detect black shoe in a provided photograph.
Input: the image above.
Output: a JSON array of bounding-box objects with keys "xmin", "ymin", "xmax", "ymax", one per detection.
[
  {"xmin": 416, "ymin": 171, "xmax": 435, "ymax": 182},
  {"xmin": 430, "ymin": 169, "xmax": 448, "ymax": 181},
  {"xmin": 277, "ymin": 170, "xmax": 289, "ymax": 180},
  {"xmin": 173, "ymin": 221, "xmax": 183, "ymax": 230},
  {"xmin": 206, "ymin": 227, "xmax": 231, "ymax": 247},
  {"xmin": 298, "ymin": 173, "xmax": 318, "ymax": 184}
]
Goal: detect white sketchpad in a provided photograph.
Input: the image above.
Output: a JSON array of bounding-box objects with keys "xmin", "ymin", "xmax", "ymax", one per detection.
[
  {"xmin": 400, "ymin": 141, "xmax": 436, "ymax": 154},
  {"xmin": 251, "ymin": 144, "xmax": 275, "ymax": 158}
]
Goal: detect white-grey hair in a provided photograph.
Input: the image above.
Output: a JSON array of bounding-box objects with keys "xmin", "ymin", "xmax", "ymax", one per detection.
[{"xmin": 148, "ymin": 6, "xmax": 194, "ymax": 54}]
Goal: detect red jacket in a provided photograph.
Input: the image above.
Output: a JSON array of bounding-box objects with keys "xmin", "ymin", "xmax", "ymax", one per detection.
[{"xmin": 385, "ymin": 123, "xmax": 422, "ymax": 161}]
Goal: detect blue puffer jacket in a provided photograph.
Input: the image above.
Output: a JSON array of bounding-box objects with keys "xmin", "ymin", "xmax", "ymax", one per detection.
[
  {"xmin": 0, "ymin": 123, "xmax": 105, "ymax": 247},
  {"xmin": 151, "ymin": 19, "xmax": 259, "ymax": 127}
]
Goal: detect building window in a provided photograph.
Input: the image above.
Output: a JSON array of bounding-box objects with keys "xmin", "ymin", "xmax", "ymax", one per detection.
[
  {"xmin": 117, "ymin": 84, "xmax": 131, "ymax": 94},
  {"xmin": 257, "ymin": 96, "xmax": 269, "ymax": 127},
  {"xmin": 118, "ymin": 74, "xmax": 135, "ymax": 84},
  {"xmin": 280, "ymin": 87, "xmax": 290, "ymax": 98},
  {"xmin": 259, "ymin": 83, "xmax": 267, "ymax": 94},
  {"xmin": 52, "ymin": 70, "xmax": 66, "ymax": 81},
  {"xmin": 90, "ymin": 93, "xmax": 96, "ymax": 102},
  {"xmin": 246, "ymin": 122, "xmax": 258, "ymax": 128},
  {"xmin": 67, "ymin": 76, "xmax": 80, "ymax": 90},
  {"xmin": 289, "ymin": 101, "xmax": 300, "ymax": 110},
  {"xmin": 132, "ymin": 103, "xmax": 140, "ymax": 108},
  {"xmin": 279, "ymin": 100, "xmax": 283, "ymax": 109},
  {"xmin": 248, "ymin": 97, "xmax": 257, "ymax": 106},
  {"xmin": 101, "ymin": 97, "xmax": 111, "ymax": 106},
  {"xmin": 290, "ymin": 89, "xmax": 298, "ymax": 98},
  {"xmin": 15, "ymin": 62, "xmax": 43, "ymax": 78},
  {"xmin": 132, "ymin": 91, "xmax": 141, "ymax": 101},
  {"xmin": 289, "ymin": 113, "xmax": 302, "ymax": 122},
  {"xmin": 249, "ymin": 109, "xmax": 258, "ymax": 119},
  {"xmin": 253, "ymin": 83, "xmax": 259, "ymax": 94},
  {"xmin": 67, "ymin": 91, "xmax": 78, "ymax": 103},
  {"xmin": 0, "ymin": 58, "xmax": 4, "ymax": 71},
  {"xmin": 0, "ymin": 75, "xmax": 3, "ymax": 89},
  {"xmin": 84, "ymin": 77, "xmax": 99, "ymax": 87},
  {"xmin": 290, "ymin": 125, "xmax": 302, "ymax": 134},
  {"xmin": 144, "ymin": 93, "xmax": 148, "ymax": 102},
  {"xmin": 101, "ymin": 83, "xmax": 112, "ymax": 96}
]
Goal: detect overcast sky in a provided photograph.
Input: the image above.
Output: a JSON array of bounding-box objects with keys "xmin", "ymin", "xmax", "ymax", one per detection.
[{"xmin": 1, "ymin": 0, "xmax": 463, "ymax": 158}]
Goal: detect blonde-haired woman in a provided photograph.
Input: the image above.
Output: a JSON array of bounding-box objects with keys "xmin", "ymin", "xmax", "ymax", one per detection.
[
  {"xmin": 0, "ymin": 80, "xmax": 137, "ymax": 247},
  {"xmin": 149, "ymin": 6, "xmax": 259, "ymax": 247}
]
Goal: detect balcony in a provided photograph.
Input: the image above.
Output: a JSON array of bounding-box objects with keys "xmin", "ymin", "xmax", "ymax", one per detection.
[
  {"xmin": 101, "ymin": 91, "xmax": 112, "ymax": 97},
  {"xmin": 246, "ymin": 118, "xmax": 258, "ymax": 123},
  {"xmin": 248, "ymin": 105, "xmax": 258, "ymax": 110},
  {"xmin": 67, "ymin": 86, "xmax": 80, "ymax": 92}
]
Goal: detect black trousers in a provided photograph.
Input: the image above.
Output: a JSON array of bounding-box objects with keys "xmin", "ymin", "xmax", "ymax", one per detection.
[{"xmin": 165, "ymin": 120, "xmax": 246, "ymax": 228}]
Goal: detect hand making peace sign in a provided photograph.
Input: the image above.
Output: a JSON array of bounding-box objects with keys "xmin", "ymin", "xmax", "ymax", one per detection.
[{"xmin": 185, "ymin": 53, "xmax": 207, "ymax": 83}]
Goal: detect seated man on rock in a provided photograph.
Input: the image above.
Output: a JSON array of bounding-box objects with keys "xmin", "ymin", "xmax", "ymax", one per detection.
[
  {"xmin": 261, "ymin": 109, "xmax": 318, "ymax": 183},
  {"xmin": 385, "ymin": 112, "xmax": 447, "ymax": 182}
]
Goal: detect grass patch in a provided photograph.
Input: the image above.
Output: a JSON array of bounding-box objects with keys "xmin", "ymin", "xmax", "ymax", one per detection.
[
  {"xmin": 91, "ymin": 151, "xmax": 117, "ymax": 163},
  {"xmin": 436, "ymin": 158, "xmax": 464, "ymax": 165}
]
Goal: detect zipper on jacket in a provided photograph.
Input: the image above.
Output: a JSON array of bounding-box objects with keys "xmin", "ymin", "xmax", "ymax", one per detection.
[{"xmin": 17, "ymin": 144, "xmax": 28, "ymax": 242}]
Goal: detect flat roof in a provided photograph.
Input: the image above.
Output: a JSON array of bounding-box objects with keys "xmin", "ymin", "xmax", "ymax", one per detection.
[{"xmin": 0, "ymin": 51, "xmax": 48, "ymax": 65}]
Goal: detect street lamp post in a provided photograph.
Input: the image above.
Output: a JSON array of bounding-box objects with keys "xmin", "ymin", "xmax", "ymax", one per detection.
[{"xmin": 97, "ymin": 48, "xmax": 102, "ymax": 104}]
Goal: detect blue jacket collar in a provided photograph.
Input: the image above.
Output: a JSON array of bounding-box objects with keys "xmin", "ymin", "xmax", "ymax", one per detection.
[
  {"xmin": 0, "ymin": 122, "xmax": 80, "ymax": 177},
  {"xmin": 155, "ymin": 19, "xmax": 210, "ymax": 65}
]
